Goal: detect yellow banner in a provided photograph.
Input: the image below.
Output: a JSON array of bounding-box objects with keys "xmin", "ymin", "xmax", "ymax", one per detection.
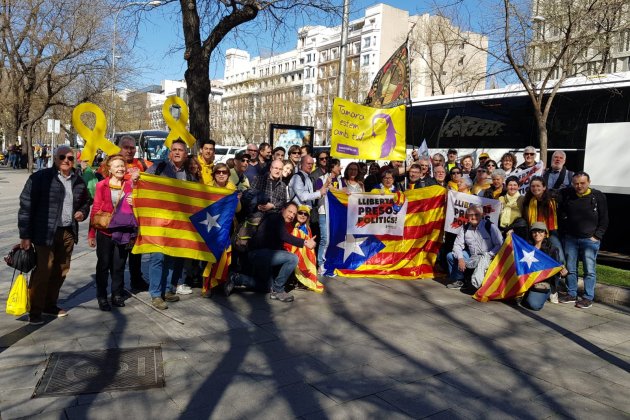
[{"xmin": 331, "ymin": 97, "xmax": 406, "ymax": 161}]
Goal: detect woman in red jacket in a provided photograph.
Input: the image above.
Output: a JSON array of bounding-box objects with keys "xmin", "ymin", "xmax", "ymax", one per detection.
[{"xmin": 88, "ymin": 155, "xmax": 137, "ymax": 311}]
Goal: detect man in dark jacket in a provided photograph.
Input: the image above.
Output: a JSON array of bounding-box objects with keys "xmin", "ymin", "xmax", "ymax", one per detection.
[
  {"xmin": 558, "ymin": 171, "xmax": 608, "ymax": 308},
  {"xmin": 18, "ymin": 146, "xmax": 90, "ymax": 325},
  {"xmin": 227, "ymin": 202, "xmax": 316, "ymax": 302}
]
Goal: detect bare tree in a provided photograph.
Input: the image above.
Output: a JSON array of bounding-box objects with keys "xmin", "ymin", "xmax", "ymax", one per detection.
[
  {"xmin": 0, "ymin": 0, "xmax": 111, "ymax": 171},
  {"xmin": 448, "ymin": 0, "xmax": 629, "ymax": 165},
  {"xmin": 173, "ymin": 0, "xmax": 339, "ymax": 146}
]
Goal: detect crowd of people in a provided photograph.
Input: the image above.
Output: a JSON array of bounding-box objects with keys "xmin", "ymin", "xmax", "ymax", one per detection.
[{"xmin": 16, "ymin": 138, "xmax": 609, "ymax": 324}]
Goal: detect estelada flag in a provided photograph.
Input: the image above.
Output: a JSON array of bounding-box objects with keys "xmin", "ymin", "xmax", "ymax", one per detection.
[
  {"xmin": 132, "ymin": 173, "xmax": 235, "ymax": 261},
  {"xmin": 323, "ymin": 186, "xmax": 445, "ymax": 279},
  {"xmin": 364, "ymin": 41, "xmax": 410, "ymax": 108},
  {"xmin": 473, "ymin": 233, "xmax": 563, "ymax": 302}
]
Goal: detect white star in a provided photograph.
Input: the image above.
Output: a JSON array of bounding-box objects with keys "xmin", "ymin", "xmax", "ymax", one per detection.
[
  {"xmin": 337, "ymin": 234, "xmax": 367, "ymax": 262},
  {"xmin": 519, "ymin": 250, "xmax": 539, "ymax": 269},
  {"xmin": 199, "ymin": 212, "xmax": 221, "ymax": 233}
]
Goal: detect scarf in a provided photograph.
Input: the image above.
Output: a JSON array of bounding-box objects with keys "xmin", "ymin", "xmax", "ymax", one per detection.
[
  {"xmin": 527, "ymin": 197, "xmax": 558, "ymax": 231},
  {"xmin": 447, "ymin": 180, "xmax": 459, "ymax": 190},
  {"xmin": 499, "ymin": 192, "xmax": 520, "ymax": 228},
  {"xmin": 576, "ymin": 188, "xmax": 592, "ymax": 198}
]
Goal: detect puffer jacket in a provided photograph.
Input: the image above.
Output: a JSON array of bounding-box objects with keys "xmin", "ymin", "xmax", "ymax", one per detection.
[{"xmin": 18, "ymin": 167, "xmax": 90, "ymax": 246}]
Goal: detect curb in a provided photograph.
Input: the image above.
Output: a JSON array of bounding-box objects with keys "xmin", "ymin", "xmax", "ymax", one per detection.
[{"xmin": 577, "ymin": 278, "xmax": 630, "ymax": 307}]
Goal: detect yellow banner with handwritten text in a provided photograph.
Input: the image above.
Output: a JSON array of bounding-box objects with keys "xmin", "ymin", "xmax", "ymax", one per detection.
[{"xmin": 331, "ymin": 97, "xmax": 406, "ymax": 161}]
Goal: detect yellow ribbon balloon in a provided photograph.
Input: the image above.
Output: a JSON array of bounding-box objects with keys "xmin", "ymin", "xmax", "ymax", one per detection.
[
  {"xmin": 71, "ymin": 103, "xmax": 121, "ymax": 165},
  {"xmin": 162, "ymin": 96, "xmax": 196, "ymax": 149}
]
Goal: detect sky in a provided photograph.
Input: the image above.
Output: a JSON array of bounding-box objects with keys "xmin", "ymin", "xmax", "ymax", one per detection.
[{"xmin": 129, "ymin": 1, "xmax": 435, "ymax": 87}]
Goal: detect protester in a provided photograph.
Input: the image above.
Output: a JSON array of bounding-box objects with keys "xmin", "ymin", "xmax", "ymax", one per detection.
[
  {"xmin": 310, "ymin": 150, "xmax": 329, "ymax": 183},
  {"xmin": 483, "ymin": 169, "xmax": 507, "ymax": 199},
  {"xmin": 229, "ymin": 151, "xmax": 251, "ymax": 191},
  {"xmin": 282, "ymin": 160, "xmax": 295, "ymax": 186},
  {"xmin": 196, "ymin": 139, "xmax": 216, "ymax": 185},
  {"xmin": 521, "ymin": 222, "xmax": 568, "ymax": 310},
  {"xmin": 208, "ymin": 162, "xmax": 236, "ymax": 190},
  {"xmin": 543, "ymin": 151, "xmax": 574, "ymax": 191},
  {"xmin": 363, "ymin": 162, "xmax": 381, "ymax": 192},
  {"xmin": 448, "ymin": 167, "xmax": 461, "ymax": 190},
  {"xmin": 314, "ymin": 159, "xmax": 341, "ymax": 273},
  {"xmin": 300, "ymin": 144, "xmax": 313, "ymax": 157},
  {"xmin": 146, "ymin": 139, "xmax": 195, "ymax": 309},
  {"xmin": 498, "ymin": 176, "xmax": 524, "ymax": 235},
  {"xmin": 244, "ymin": 143, "xmax": 260, "ymax": 183},
  {"xmin": 186, "ymin": 155, "xmax": 203, "ymax": 181},
  {"xmin": 433, "ymin": 166, "xmax": 447, "ymax": 187},
  {"xmin": 18, "ymin": 145, "xmax": 90, "ymax": 325},
  {"xmin": 458, "ymin": 176, "xmax": 472, "ymax": 194},
  {"xmin": 251, "ymin": 158, "xmax": 289, "ymax": 213},
  {"xmin": 288, "ymin": 145, "xmax": 302, "ymax": 171},
  {"xmin": 431, "ymin": 153, "xmax": 446, "ymax": 169},
  {"xmin": 343, "ymin": 162, "xmax": 364, "ymax": 193},
  {"xmin": 284, "ymin": 204, "xmax": 324, "ymax": 292},
  {"xmin": 460, "ymin": 155, "xmax": 474, "ymax": 179},
  {"xmin": 521, "ymin": 176, "xmax": 564, "ymax": 264},
  {"xmin": 500, "ymin": 152, "xmax": 518, "ymax": 176},
  {"xmin": 406, "ymin": 163, "xmax": 436, "ymax": 190},
  {"xmin": 88, "ymin": 155, "xmax": 136, "ymax": 311},
  {"xmin": 446, "ymin": 149, "xmax": 459, "ymax": 172},
  {"xmin": 446, "ymin": 205, "xmax": 502, "ymax": 291},
  {"xmin": 477, "ymin": 152, "xmax": 490, "ymax": 169},
  {"xmin": 272, "ymin": 146, "xmax": 286, "ymax": 161},
  {"xmin": 471, "ymin": 167, "xmax": 491, "ymax": 195},
  {"xmin": 558, "ymin": 172, "xmax": 608, "ymax": 308},
  {"xmin": 484, "ymin": 159, "xmax": 498, "ymax": 175},
  {"xmin": 225, "ymin": 202, "xmax": 317, "ymax": 302},
  {"xmin": 373, "ymin": 169, "xmax": 400, "ymax": 193},
  {"xmin": 517, "ymin": 146, "xmax": 537, "ymax": 170}
]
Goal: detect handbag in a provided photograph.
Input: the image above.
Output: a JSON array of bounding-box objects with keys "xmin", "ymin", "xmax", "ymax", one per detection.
[
  {"xmin": 6, "ymin": 272, "xmax": 30, "ymax": 316},
  {"xmin": 91, "ymin": 186, "xmax": 124, "ymax": 230}
]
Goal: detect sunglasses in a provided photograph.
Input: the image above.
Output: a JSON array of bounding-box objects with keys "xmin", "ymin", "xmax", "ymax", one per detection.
[
  {"xmin": 477, "ymin": 169, "xmax": 487, "ymax": 173},
  {"xmin": 486, "ymin": 164, "xmax": 496, "ymax": 167},
  {"xmin": 239, "ymin": 158, "xmax": 250, "ymax": 163},
  {"xmin": 297, "ymin": 211, "xmax": 309, "ymax": 216},
  {"xmin": 524, "ymin": 153, "xmax": 535, "ymax": 156},
  {"xmin": 291, "ymin": 151, "xmax": 301, "ymax": 155},
  {"xmin": 247, "ymin": 149, "xmax": 258, "ymax": 152},
  {"xmin": 215, "ymin": 170, "xmax": 229, "ymax": 175},
  {"xmin": 451, "ymin": 171, "xmax": 461, "ymax": 175},
  {"xmin": 319, "ymin": 157, "xmax": 328, "ymax": 161},
  {"xmin": 58, "ymin": 154, "xmax": 75, "ymax": 162},
  {"xmin": 532, "ymin": 229, "xmax": 546, "ymax": 234}
]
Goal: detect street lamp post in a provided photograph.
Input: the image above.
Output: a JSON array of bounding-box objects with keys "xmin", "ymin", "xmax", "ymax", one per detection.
[{"xmin": 111, "ymin": 0, "xmax": 162, "ymax": 140}]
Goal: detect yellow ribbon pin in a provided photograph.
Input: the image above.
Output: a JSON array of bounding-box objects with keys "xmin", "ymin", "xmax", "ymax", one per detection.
[
  {"xmin": 71, "ymin": 103, "xmax": 121, "ymax": 165},
  {"xmin": 162, "ymin": 96, "xmax": 196, "ymax": 149}
]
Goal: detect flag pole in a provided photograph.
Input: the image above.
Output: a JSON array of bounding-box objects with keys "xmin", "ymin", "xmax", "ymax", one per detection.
[{"xmin": 337, "ymin": 0, "xmax": 350, "ymax": 99}]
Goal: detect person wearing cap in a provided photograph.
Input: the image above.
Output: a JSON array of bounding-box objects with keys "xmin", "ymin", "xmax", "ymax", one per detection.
[
  {"xmin": 517, "ymin": 146, "xmax": 537, "ymax": 170},
  {"xmin": 446, "ymin": 149, "xmax": 459, "ymax": 172},
  {"xmin": 446, "ymin": 204, "xmax": 503, "ymax": 291},
  {"xmin": 557, "ymin": 171, "xmax": 608, "ymax": 308},
  {"xmin": 284, "ymin": 204, "xmax": 324, "ymax": 292},
  {"xmin": 196, "ymin": 139, "xmax": 216, "ymax": 185},
  {"xmin": 18, "ymin": 145, "xmax": 90, "ymax": 325},
  {"xmin": 522, "ymin": 222, "xmax": 568, "ymax": 310},
  {"xmin": 477, "ymin": 152, "xmax": 490, "ymax": 168},
  {"xmin": 230, "ymin": 151, "xmax": 251, "ymax": 191}
]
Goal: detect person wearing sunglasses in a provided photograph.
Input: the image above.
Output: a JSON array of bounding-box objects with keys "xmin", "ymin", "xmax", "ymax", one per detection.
[
  {"xmin": 471, "ymin": 168, "xmax": 491, "ymax": 195},
  {"xmin": 288, "ymin": 145, "xmax": 302, "ymax": 171},
  {"xmin": 284, "ymin": 204, "xmax": 324, "ymax": 292},
  {"xmin": 517, "ymin": 145, "xmax": 538, "ymax": 170},
  {"xmin": 310, "ymin": 151, "xmax": 329, "ymax": 183},
  {"xmin": 448, "ymin": 167, "xmax": 462, "ymax": 191},
  {"xmin": 229, "ymin": 151, "xmax": 251, "ymax": 191},
  {"xmin": 18, "ymin": 145, "xmax": 91, "ymax": 325}
]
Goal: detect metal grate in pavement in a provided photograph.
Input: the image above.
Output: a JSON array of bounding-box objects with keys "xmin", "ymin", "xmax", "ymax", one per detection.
[{"xmin": 33, "ymin": 346, "xmax": 164, "ymax": 397}]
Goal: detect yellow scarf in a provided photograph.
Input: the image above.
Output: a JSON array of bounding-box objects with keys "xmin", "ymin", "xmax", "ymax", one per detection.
[
  {"xmin": 527, "ymin": 198, "xmax": 558, "ymax": 231},
  {"xmin": 576, "ymin": 188, "xmax": 592, "ymax": 198}
]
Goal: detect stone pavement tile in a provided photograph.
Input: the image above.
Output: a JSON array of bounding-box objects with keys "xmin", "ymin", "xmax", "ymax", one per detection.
[
  {"xmin": 607, "ymin": 339, "xmax": 630, "ymax": 358},
  {"xmin": 77, "ymin": 333, "xmax": 118, "ymax": 351},
  {"xmin": 200, "ymin": 325, "xmax": 279, "ymax": 352},
  {"xmin": 163, "ymin": 358, "xmax": 204, "ymax": 384},
  {"xmin": 309, "ymin": 338, "xmax": 402, "ymax": 373},
  {"xmin": 65, "ymin": 389, "xmax": 179, "ymax": 420},
  {"xmin": 435, "ymin": 360, "xmax": 557, "ymax": 401},
  {"xmin": 308, "ymin": 365, "xmax": 397, "ymax": 403},
  {"xmin": 532, "ymin": 386, "xmax": 629, "ymax": 419},
  {"xmin": 588, "ymin": 381, "xmax": 630, "ymax": 414},
  {"xmin": 14, "ymin": 408, "xmax": 69, "ymax": 420},
  {"xmin": 302, "ymin": 395, "xmax": 412, "ymax": 420},
  {"xmin": 532, "ymin": 367, "xmax": 620, "ymax": 396},
  {"xmin": 0, "ymin": 362, "xmax": 45, "ymax": 392},
  {"xmin": 298, "ymin": 319, "xmax": 376, "ymax": 348},
  {"xmin": 0, "ymin": 388, "xmax": 77, "ymax": 420},
  {"xmin": 75, "ymin": 392, "xmax": 112, "ymax": 406},
  {"xmin": 589, "ymin": 354, "xmax": 630, "ymax": 388},
  {"xmin": 448, "ymin": 394, "xmax": 557, "ymax": 420},
  {"xmin": 539, "ymin": 334, "xmax": 618, "ymax": 357},
  {"xmin": 376, "ymin": 376, "xmax": 470, "ymax": 417},
  {"xmin": 0, "ymin": 341, "xmax": 47, "ymax": 369},
  {"xmin": 479, "ymin": 329, "xmax": 561, "ymax": 356},
  {"xmin": 254, "ymin": 380, "xmax": 338, "ymax": 418},
  {"xmin": 424, "ymin": 408, "xmax": 468, "ymax": 419},
  {"xmin": 42, "ymin": 338, "xmax": 81, "ymax": 356},
  {"xmin": 245, "ymin": 354, "xmax": 335, "ymax": 386},
  {"xmin": 578, "ymin": 320, "xmax": 630, "ymax": 346},
  {"xmin": 160, "ymin": 339, "xmax": 188, "ymax": 362}
]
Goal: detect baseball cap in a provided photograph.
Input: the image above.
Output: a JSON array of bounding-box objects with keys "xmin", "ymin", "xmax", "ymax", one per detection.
[
  {"xmin": 448, "ymin": 148, "xmax": 458, "ymax": 154},
  {"xmin": 479, "ymin": 152, "xmax": 490, "ymax": 159},
  {"xmin": 530, "ymin": 221, "xmax": 548, "ymax": 233},
  {"xmin": 235, "ymin": 151, "xmax": 251, "ymax": 161},
  {"xmin": 523, "ymin": 146, "xmax": 537, "ymax": 154}
]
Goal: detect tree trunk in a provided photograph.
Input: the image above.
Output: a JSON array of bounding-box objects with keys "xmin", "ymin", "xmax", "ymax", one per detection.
[
  {"xmin": 536, "ymin": 118, "xmax": 549, "ymax": 167},
  {"xmin": 184, "ymin": 56, "xmax": 210, "ymax": 147},
  {"xmin": 25, "ymin": 123, "xmax": 34, "ymax": 173}
]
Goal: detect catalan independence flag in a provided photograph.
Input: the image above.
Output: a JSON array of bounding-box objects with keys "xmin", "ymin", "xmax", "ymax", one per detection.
[
  {"xmin": 473, "ymin": 233, "xmax": 563, "ymax": 302},
  {"xmin": 131, "ymin": 173, "xmax": 235, "ymax": 261},
  {"xmin": 324, "ymin": 186, "xmax": 446, "ymax": 279}
]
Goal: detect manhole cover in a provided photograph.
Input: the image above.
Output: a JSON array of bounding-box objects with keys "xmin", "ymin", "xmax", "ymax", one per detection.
[{"xmin": 33, "ymin": 346, "xmax": 164, "ymax": 397}]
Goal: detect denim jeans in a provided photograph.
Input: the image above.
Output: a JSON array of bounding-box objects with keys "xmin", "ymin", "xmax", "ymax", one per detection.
[
  {"xmin": 564, "ymin": 234, "xmax": 600, "ymax": 301},
  {"xmin": 548, "ymin": 230, "xmax": 565, "ymax": 265},
  {"xmin": 236, "ymin": 249, "xmax": 298, "ymax": 293},
  {"xmin": 317, "ymin": 214, "xmax": 328, "ymax": 267},
  {"xmin": 148, "ymin": 253, "xmax": 184, "ymax": 298},
  {"xmin": 524, "ymin": 288, "xmax": 551, "ymax": 311},
  {"xmin": 446, "ymin": 250, "xmax": 470, "ymax": 281}
]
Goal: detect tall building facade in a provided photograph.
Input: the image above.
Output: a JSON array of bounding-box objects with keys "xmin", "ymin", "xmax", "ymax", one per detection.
[{"xmin": 221, "ymin": 3, "xmax": 488, "ymax": 146}]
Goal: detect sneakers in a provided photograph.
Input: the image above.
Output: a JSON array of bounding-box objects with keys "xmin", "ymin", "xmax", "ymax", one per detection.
[
  {"xmin": 224, "ymin": 273, "xmax": 236, "ymax": 297},
  {"xmin": 317, "ymin": 266, "xmax": 326, "ymax": 276},
  {"xmin": 558, "ymin": 294, "xmax": 577, "ymax": 304},
  {"xmin": 548, "ymin": 292, "xmax": 559, "ymax": 304},
  {"xmin": 98, "ymin": 298, "xmax": 112, "ymax": 312},
  {"xmin": 575, "ymin": 298, "xmax": 593, "ymax": 309},
  {"xmin": 151, "ymin": 297, "xmax": 168, "ymax": 310},
  {"xmin": 176, "ymin": 284, "xmax": 193, "ymax": 295},
  {"xmin": 164, "ymin": 291, "xmax": 180, "ymax": 302},
  {"xmin": 28, "ymin": 314, "xmax": 44, "ymax": 325},
  {"xmin": 446, "ymin": 280, "xmax": 464, "ymax": 289},
  {"xmin": 43, "ymin": 307, "xmax": 68, "ymax": 317},
  {"xmin": 270, "ymin": 291, "xmax": 295, "ymax": 303}
]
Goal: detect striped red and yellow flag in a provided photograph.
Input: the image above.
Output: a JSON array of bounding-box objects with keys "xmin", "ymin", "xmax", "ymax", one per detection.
[
  {"xmin": 474, "ymin": 233, "xmax": 563, "ymax": 302},
  {"xmin": 325, "ymin": 186, "xmax": 446, "ymax": 279},
  {"xmin": 285, "ymin": 225, "xmax": 324, "ymax": 293},
  {"xmin": 132, "ymin": 173, "xmax": 232, "ymax": 261}
]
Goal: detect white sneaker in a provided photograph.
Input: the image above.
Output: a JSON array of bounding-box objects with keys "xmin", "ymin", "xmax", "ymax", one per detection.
[
  {"xmin": 176, "ymin": 284, "xmax": 193, "ymax": 295},
  {"xmin": 549, "ymin": 292, "xmax": 559, "ymax": 304},
  {"xmin": 317, "ymin": 266, "xmax": 325, "ymax": 276}
]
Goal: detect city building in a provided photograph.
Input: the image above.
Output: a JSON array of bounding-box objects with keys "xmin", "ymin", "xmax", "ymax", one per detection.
[{"xmin": 221, "ymin": 3, "xmax": 488, "ymax": 146}]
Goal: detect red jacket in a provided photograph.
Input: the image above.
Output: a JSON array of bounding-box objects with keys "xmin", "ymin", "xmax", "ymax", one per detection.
[{"xmin": 89, "ymin": 177, "xmax": 133, "ymax": 239}]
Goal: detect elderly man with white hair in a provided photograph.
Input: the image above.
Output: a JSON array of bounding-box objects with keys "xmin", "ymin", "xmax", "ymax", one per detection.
[
  {"xmin": 18, "ymin": 145, "xmax": 91, "ymax": 325},
  {"xmin": 543, "ymin": 150, "xmax": 574, "ymax": 191}
]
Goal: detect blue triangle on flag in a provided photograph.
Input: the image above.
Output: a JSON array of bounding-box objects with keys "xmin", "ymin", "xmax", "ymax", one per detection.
[
  {"xmin": 189, "ymin": 193, "xmax": 239, "ymax": 261},
  {"xmin": 511, "ymin": 233, "xmax": 562, "ymax": 276}
]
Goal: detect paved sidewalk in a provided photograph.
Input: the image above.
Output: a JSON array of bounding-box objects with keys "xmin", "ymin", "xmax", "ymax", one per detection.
[{"xmin": 1, "ymin": 167, "xmax": 629, "ymax": 419}]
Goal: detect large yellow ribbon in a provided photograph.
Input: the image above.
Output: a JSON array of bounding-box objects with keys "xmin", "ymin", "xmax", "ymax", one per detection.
[
  {"xmin": 162, "ymin": 96, "xmax": 196, "ymax": 149},
  {"xmin": 71, "ymin": 103, "xmax": 120, "ymax": 165}
]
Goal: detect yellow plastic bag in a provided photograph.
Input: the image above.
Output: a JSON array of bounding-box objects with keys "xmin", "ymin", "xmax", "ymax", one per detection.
[{"xmin": 6, "ymin": 273, "xmax": 30, "ymax": 316}]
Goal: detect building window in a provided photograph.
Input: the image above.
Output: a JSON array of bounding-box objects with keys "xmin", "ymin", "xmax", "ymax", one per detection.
[
  {"xmin": 619, "ymin": 30, "xmax": 630, "ymax": 53},
  {"xmin": 363, "ymin": 37, "xmax": 371, "ymax": 48}
]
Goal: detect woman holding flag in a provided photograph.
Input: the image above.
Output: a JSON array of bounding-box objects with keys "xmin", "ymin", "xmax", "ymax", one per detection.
[{"xmin": 284, "ymin": 205, "xmax": 324, "ymax": 293}]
